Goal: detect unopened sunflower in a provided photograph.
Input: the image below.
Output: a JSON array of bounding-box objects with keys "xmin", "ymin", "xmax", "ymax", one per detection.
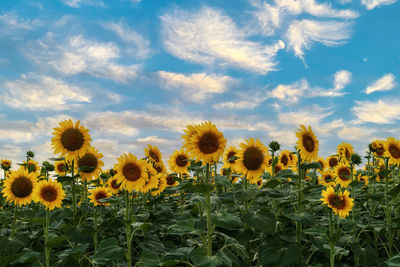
[
  {"xmin": 33, "ymin": 180, "xmax": 65, "ymax": 210},
  {"xmin": 168, "ymin": 149, "xmax": 190, "ymax": 174},
  {"xmin": 335, "ymin": 163, "xmax": 351, "ymax": 188},
  {"xmin": 76, "ymin": 147, "xmax": 104, "ymax": 182},
  {"xmin": 237, "ymin": 138, "xmax": 270, "ymax": 181},
  {"xmin": 88, "ymin": 187, "xmax": 111, "ymax": 206},
  {"xmin": 114, "ymin": 153, "xmax": 147, "ymax": 192},
  {"xmin": 2, "ymin": 168, "xmax": 38, "ymax": 206},
  {"xmin": 51, "ymin": 119, "xmax": 92, "ymax": 161},
  {"xmin": 321, "ymin": 186, "xmax": 354, "ymax": 218},
  {"xmin": 384, "ymin": 137, "xmax": 400, "ymax": 166},
  {"xmin": 295, "ymin": 125, "xmax": 319, "ymax": 162}
]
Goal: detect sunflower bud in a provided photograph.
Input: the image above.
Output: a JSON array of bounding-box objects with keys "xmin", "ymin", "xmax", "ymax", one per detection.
[
  {"xmin": 42, "ymin": 161, "xmax": 55, "ymax": 172},
  {"xmin": 27, "ymin": 151, "xmax": 35, "ymax": 158},
  {"xmin": 269, "ymin": 141, "xmax": 281, "ymax": 153},
  {"xmin": 351, "ymin": 153, "xmax": 362, "ymax": 165}
]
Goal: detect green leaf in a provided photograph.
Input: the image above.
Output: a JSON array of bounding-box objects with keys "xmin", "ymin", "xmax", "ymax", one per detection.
[
  {"xmin": 303, "ymin": 226, "xmax": 327, "ymax": 236},
  {"xmin": 11, "ymin": 250, "xmax": 41, "ymax": 264},
  {"xmin": 284, "ymin": 212, "xmax": 315, "ymax": 225},
  {"xmin": 92, "ymin": 243, "xmax": 124, "ymax": 264},
  {"xmin": 167, "ymin": 219, "xmax": 204, "ymax": 235},
  {"xmin": 387, "ymin": 254, "xmax": 400, "ymax": 267},
  {"xmin": 389, "ymin": 183, "xmax": 400, "ymax": 198},
  {"xmin": 161, "ymin": 247, "xmax": 194, "ymax": 262},
  {"xmin": 213, "ymin": 211, "xmax": 242, "ymax": 230},
  {"xmin": 303, "ymin": 162, "xmax": 322, "ymax": 170},
  {"xmin": 137, "ymin": 249, "xmax": 160, "ymax": 267},
  {"xmin": 263, "ymin": 179, "xmax": 280, "ymax": 188},
  {"xmin": 243, "ymin": 211, "xmax": 276, "ymax": 234},
  {"xmin": 46, "ymin": 235, "xmax": 69, "ymax": 248},
  {"xmin": 57, "ymin": 243, "xmax": 89, "ymax": 260}
]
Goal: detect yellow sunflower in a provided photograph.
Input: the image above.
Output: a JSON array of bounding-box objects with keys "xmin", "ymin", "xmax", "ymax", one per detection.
[
  {"xmin": 154, "ymin": 163, "xmax": 166, "ymax": 174},
  {"xmin": 144, "ymin": 144, "xmax": 163, "ymax": 167},
  {"xmin": 318, "ymin": 169, "xmax": 336, "ymax": 187},
  {"xmin": 76, "ymin": 147, "xmax": 104, "ymax": 182},
  {"xmin": 237, "ymin": 138, "xmax": 270, "ymax": 181},
  {"xmin": 114, "ymin": 153, "xmax": 147, "ymax": 192},
  {"xmin": 151, "ymin": 173, "xmax": 168, "ymax": 196},
  {"xmin": 2, "ymin": 168, "xmax": 38, "ymax": 206},
  {"xmin": 317, "ymin": 157, "xmax": 327, "ymax": 173},
  {"xmin": 23, "ymin": 159, "xmax": 40, "ymax": 174},
  {"xmin": 51, "ymin": 119, "xmax": 92, "ymax": 162},
  {"xmin": 384, "ymin": 137, "xmax": 400, "ymax": 166},
  {"xmin": 182, "ymin": 121, "xmax": 226, "ymax": 165},
  {"xmin": 165, "ymin": 174, "xmax": 179, "ymax": 187},
  {"xmin": 107, "ymin": 177, "xmax": 122, "ymax": 195},
  {"xmin": 337, "ymin": 142, "xmax": 353, "ymax": 163},
  {"xmin": 33, "ymin": 180, "xmax": 65, "ymax": 210},
  {"xmin": 357, "ymin": 174, "xmax": 369, "ymax": 187},
  {"xmin": 54, "ymin": 161, "xmax": 69, "ymax": 176},
  {"xmin": 140, "ymin": 164, "xmax": 159, "ymax": 193},
  {"xmin": 295, "ymin": 125, "xmax": 319, "ymax": 162},
  {"xmin": 320, "ymin": 186, "xmax": 354, "ymax": 218},
  {"xmin": 279, "ymin": 150, "xmax": 292, "ymax": 169},
  {"xmin": 327, "ymin": 155, "xmax": 339, "ymax": 169},
  {"xmin": 168, "ymin": 149, "xmax": 191, "ymax": 174},
  {"xmin": 88, "ymin": 187, "xmax": 111, "ymax": 206},
  {"xmin": 371, "ymin": 139, "xmax": 386, "ymax": 157},
  {"xmin": 1, "ymin": 159, "xmax": 12, "ymax": 170},
  {"xmin": 222, "ymin": 146, "xmax": 239, "ymax": 171},
  {"xmin": 335, "ymin": 163, "xmax": 351, "ymax": 188},
  {"xmin": 270, "ymin": 163, "xmax": 284, "ymax": 176}
]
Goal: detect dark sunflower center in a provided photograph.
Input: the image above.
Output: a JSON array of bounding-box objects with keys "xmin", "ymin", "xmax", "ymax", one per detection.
[
  {"xmin": 95, "ymin": 191, "xmax": 108, "ymax": 201},
  {"xmin": 11, "ymin": 176, "xmax": 33, "ymax": 198},
  {"xmin": 176, "ymin": 155, "xmax": 188, "ymax": 167},
  {"xmin": 274, "ymin": 164, "xmax": 282, "ymax": 175},
  {"xmin": 111, "ymin": 179, "xmax": 120, "ymax": 189},
  {"xmin": 61, "ymin": 128, "xmax": 84, "ymax": 151},
  {"xmin": 166, "ymin": 175, "xmax": 175, "ymax": 185},
  {"xmin": 345, "ymin": 149, "xmax": 350, "ymax": 160},
  {"xmin": 338, "ymin": 167, "xmax": 351, "ymax": 181},
  {"xmin": 376, "ymin": 146, "xmax": 385, "ymax": 156},
  {"xmin": 243, "ymin": 146, "xmax": 264, "ymax": 171},
  {"xmin": 198, "ymin": 132, "xmax": 219, "ymax": 154},
  {"xmin": 78, "ymin": 153, "xmax": 98, "ymax": 173},
  {"xmin": 389, "ymin": 144, "xmax": 400, "ymax": 159},
  {"xmin": 123, "ymin": 163, "xmax": 141, "ymax": 181},
  {"xmin": 149, "ymin": 151, "xmax": 160, "ymax": 162},
  {"xmin": 302, "ymin": 135, "xmax": 315, "ymax": 152},
  {"xmin": 324, "ymin": 175, "xmax": 333, "ymax": 183},
  {"xmin": 57, "ymin": 163, "xmax": 66, "ymax": 172},
  {"xmin": 155, "ymin": 165, "xmax": 163, "ymax": 173},
  {"xmin": 329, "ymin": 158, "xmax": 338, "ymax": 168},
  {"xmin": 227, "ymin": 152, "xmax": 237, "ymax": 163},
  {"xmin": 281, "ymin": 155, "xmax": 289, "ymax": 166},
  {"xmin": 222, "ymin": 169, "xmax": 227, "ymax": 176},
  {"xmin": 41, "ymin": 186, "xmax": 57, "ymax": 202},
  {"xmin": 328, "ymin": 194, "xmax": 346, "ymax": 210}
]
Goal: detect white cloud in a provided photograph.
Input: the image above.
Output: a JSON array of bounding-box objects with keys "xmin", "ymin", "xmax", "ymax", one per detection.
[
  {"xmin": 337, "ymin": 126, "xmax": 375, "ymax": 140},
  {"xmin": 352, "ymin": 99, "xmax": 400, "ymax": 124},
  {"xmin": 158, "ymin": 71, "xmax": 236, "ymax": 103},
  {"xmin": 286, "ymin": 19, "xmax": 352, "ymax": 60},
  {"xmin": 136, "ymin": 136, "xmax": 170, "ymax": 145},
  {"xmin": 161, "ymin": 6, "xmax": 285, "ymax": 74},
  {"xmin": 61, "ymin": 0, "xmax": 105, "ymax": 8},
  {"xmin": 365, "ymin": 73, "xmax": 396, "ymax": 94},
  {"xmin": 103, "ymin": 21, "xmax": 151, "ymax": 59},
  {"xmin": 278, "ymin": 107, "xmax": 333, "ymax": 126},
  {"xmin": 268, "ymin": 79, "xmax": 309, "ymax": 103},
  {"xmin": 3, "ymin": 74, "xmax": 90, "ymax": 110},
  {"xmin": 361, "ymin": 0, "xmax": 397, "ymax": 9},
  {"xmin": 28, "ymin": 34, "xmax": 139, "ymax": 83},
  {"xmin": 310, "ymin": 70, "xmax": 352, "ymax": 97},
  {"xmin": 0, "ymin": 12, "xmax": 39, "ymax": 30},
  {"xmin": 250, "ymin": 1, "xmax": 282, "ymax": 36}
]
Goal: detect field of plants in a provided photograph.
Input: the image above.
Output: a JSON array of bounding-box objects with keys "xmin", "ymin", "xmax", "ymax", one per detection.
[{"xmin": 1, "ymin": 119, "xmax": 400, "ymax": 267}]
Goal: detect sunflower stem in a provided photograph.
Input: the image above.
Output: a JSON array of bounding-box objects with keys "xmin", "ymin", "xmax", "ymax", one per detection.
[
  {"xmin": 11, "ymin": 205, "xmax": 17, "ymax": 238},
  {"xmin": 125, "ymin": 191, "xmax": 132, "ymax": 267},
  {"xmin": 384, "ymin": 157, "xmax": 393, "ymax": 257},
  {"xmin": 71, "ymin": 160, "xmax": 77, "ymax": 226},
  {"xmin": 94, "ymin": 207, "xmax": 98, "ymax": 251},
  {"xmin": 44, "ymin": 209, "xmax": 50, "ymax": 267},
  {"xmin": 296, "ymin": 151, "xmax": 303, "ymax": 263},
  {"xmin": 180, "ymin": 173, "xmax": 184, "ymax": 215},
  {"xmin": 205, "ymin": 163, "xmax": 213, "ymax": 257},
  {"xmin": 329, "ymin": 210, "xmax": 335, "ymax": 267},
  {"xmin": 350, "ymin": 164, "xmax": 358, "ymax": 267}
]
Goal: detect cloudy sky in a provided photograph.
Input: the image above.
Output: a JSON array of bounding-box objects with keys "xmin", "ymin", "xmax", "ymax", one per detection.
[{"xmin": 0, "ymin": 0, "xmax": 399, "ymax": 168}]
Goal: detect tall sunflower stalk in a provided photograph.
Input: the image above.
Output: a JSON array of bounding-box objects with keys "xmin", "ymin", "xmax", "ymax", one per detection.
[
  {"xmin": 125, "ymin": 191, "xmax": 133, "ymax": 267},
  {"xmin": 296, "ymin": 150, "xmax": 304, "ymax": 251},
  {"xmin": 204, "ymin": 163, "xmax": 213, "ymax": 256},
  {"xmin": 383, "ymin": 157, "xmax": 393, "ymax": 256}
]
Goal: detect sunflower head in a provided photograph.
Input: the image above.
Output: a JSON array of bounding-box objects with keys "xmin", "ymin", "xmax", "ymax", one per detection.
[
  {"xmin": 337, "ymin": 142, "xmax": 354, "ymax": 163},
  {"xmin": 327, "ymin": 155, "xmax": 339, "ymax": 169},
  {"xmin": 318, "ymin": 170, "xmax": 335, "ymax": 187},
  {"xmin": 320, "ymin": 187, "xmax": 353, "ymax": 218},
  {"xmin": 371, "ymin": 140, "xmax": 386, "ymax": 156},
  {"xmin": 141, "ymin": 163, "xmax": 159, "ymax": 193},
  {"xmin": 279, "ymin": 150, "xmax": 291, "ymax": 168},
  {"xmin": 51, "ymin": 119, "xmax": 92, "ymax": 162},
  {"xmin": 1, "ymin": 159, "xmax": 12, "ymax": 171},
  {"xmin": 166, "ymin": 174, "xmax": 179, "ymax": 187},
  {"xmin": 23, "ymin": 159, "xmax": 40, "ymax": 174},
  {"xmin": 168, "ymin": 149, "xmax": 190, "ymax": 174},
  {"xmin": 316, "ymin": 157, "xmax": 326, "ymax": 172},
  {"xmin": 357, "ymin": 174, "xmax": 369, "ymax": 187},
  {"xmin": 237, "ymin": 138, "xmax": 269, "ymax": 181},
  {"xmin": 33, "ymin": 180, "xmax": 65, "ymax": 210},
  {"xmin": 107, "ymin": 177, "xmax": 122, "ymax": 195},
  {"xmin": 384, "ymin": 137, "xmax": 400, "ymax": 166},
  {"xmin": 152, "ymin": 173, "xmax": 168, "ymax": 196},
  {"xmin": 2, "ymin": 168, "xmax": 38, "ymax": 206},
  {"xmin": 114, "ymin": 153, "xmax": 147, "ymax": 192},
  {"xmin": 335, "ymin": 163, "xmax": 351, "ymax": 188},
  {"xmin": 89, "ymin": 187, "xmax": 111, "ymax": 206},
  {"xmin": 55, "ymin": 161, "xmax": 69, "ymax": 176},
  {"xmin": 182, "ymin": 121, "xmax": 226, "ymax": 165},
  {"xmin": 295, "ymin": 125, "xmax": 319, "ymax": 162},
  {"xmin": 222, "ymin": 146, "xmax": 239, "ymax": 171},
  {"xmin": 144, "ymin": 144, "xmax": 163, "ymax": 167},
  {"xmin": 76, "ymin": 147, "xmax": 104, "ymax": 182}
]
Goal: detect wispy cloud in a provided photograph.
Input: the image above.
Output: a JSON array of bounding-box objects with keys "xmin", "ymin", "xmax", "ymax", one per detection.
[
  {"xmin": 352, "ymin": 99, "xmax": 400, "ymax": 124},
  {"xmin": 61, "ymin": 0, "xmax": 105, "ymax": 8},
  {"xmin": 365, "ymin": 73, "xmax": 396, "ymax": 94},
  {"xmin": 361, "ymin": 0, "xmax": 397, "ymax": 10},
  {"xmin": 310, "ymin": 70, "xmax": 352, "ymax": 97},
  {"xmin": 161, "ymin": 6, "xmax": 285, "ymax": 74}
]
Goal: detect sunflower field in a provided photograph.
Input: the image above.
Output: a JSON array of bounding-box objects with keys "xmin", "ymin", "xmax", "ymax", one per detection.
[{"xmin": 1, "ymin": 119, "xmax": 400, "ymax": 267}]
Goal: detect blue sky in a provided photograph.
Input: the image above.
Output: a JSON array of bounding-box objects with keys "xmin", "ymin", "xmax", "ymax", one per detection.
[{"xmin": 0, "ymin": 0, "xmax": 399, "ymax": 168}]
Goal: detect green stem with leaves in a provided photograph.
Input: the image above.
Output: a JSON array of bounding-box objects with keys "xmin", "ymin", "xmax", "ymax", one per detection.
[
  {"xmin": 205, "ymin": 163, "xmax": 213, "ymax": 257},
  {"xmin": 125, "ymin": 191, "xmax": 132, "ymax": 267},
  {"xmin": 11, "ymin": 205, "xmax": 17, "ymax": 238},
  {"xmin": 71, "ymin": 160, "xmax": 77, "ymax": 226},
  {"xmin": 329, "ymin": 210, "xmax": 335, "ymax": 267},
  {"xmin": 45, "ymin": 209, "xmax": 50, "ymax": 267},
  {"xmin": 296, "ymin": 151, "xmax": 303, "ymax": 263},
  {"xmin": 94, "ymin": 207, "xmax": 98, "ymax": 251},
  {"xmin": 384, "ymin": 158, "xmax": 393, "ymax": 256}
]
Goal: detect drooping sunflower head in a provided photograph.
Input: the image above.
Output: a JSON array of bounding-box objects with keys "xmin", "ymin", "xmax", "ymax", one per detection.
[
  {"xmin": 183, "ymin": 121, "xmax": 226, "ymax": 165},
  {"xmin": 2, "ymin": 168, "xmax": 38, "ymax": 206},
  {"xmin": 279, "ymin": 150, "xmax": 292, "ymax": 169},
  {"xmin": 152, "ymin": 173, "xmax": 168, "ymax": 196},
  {"xmin": 337, "ymin": 142, "xmax": 354, "ymax": 163},
  {"xmin": 107, "ymin": 177, "xmax": 122, "ymax": 195},
  {"xmin": 371, "ymin": 139, "xmax": 386, "ymax": 157},
  {"xmin": 237, "ymin": 138, "xmax": 269, "ymax": 181},
  {"xmin": 335, "ymin": 162, "xmax": 351, "ymax": 188},
  {"xmin": 320, "ymin": 187, "xmax": 353, "ymax": 218},
  {"xmin": 88, "ymin": 187, "xmax": 111, "ymax": 207},
  {"xmin": 168, "ymin": 149, "xmax": 190, "ymax": 174},
  {"xmin": 54, "ymin": 161, "xmax": 69, "ymax": 176},
  {"xmin": 141, "ymin": 163, "xmax": 159, "ymax": 193},
  {"xmin": 327, "ymin": 155, "xmax": 339, "ymax": 169},
  {"xmin": 114, "ymin": 153, "xmax": 147, "ymax": 192},
  {"xmin": 51, "ymin": 119, "xmax": 92, "ymax": 162},
  {"xmin": 76, "ymin": 147, "xmax": 104, "ymax": 182},
  {"xmin": 222, "ymin": 146, "xmax": 239, "ymax": 171},
  {"xmin": 1, "ymin": 159, "xmax": 12, "ymax": 170},
  {"xmin": 166, "ymin": 174, "xmax": 179, "ymax": 187},
  {"xmin": 144, "ymin": 144, "xmax": 163, "ymax": 167},
  {"xmin": 33, "ymin": 180, "xmax": 65, "ymax": 210},
  {"xmin": 384, "ymin": 137, "xmax": 400, "ymax": 166},
  {"xmin": 295, "ymin": 125, "xmax": 319, "ymax": 162},
  {"xmin": 318, "ymin": 169, "xmax": 335, "ymax": 187},
  {"xmin": 23, "ymin": 159, "xmax": 40, "ymax": 174}
]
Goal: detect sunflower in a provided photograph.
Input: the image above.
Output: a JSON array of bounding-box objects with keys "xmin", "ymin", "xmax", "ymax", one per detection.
[
  {"xmin": 51, "ymin": 119, "xmax": 92, "ymax": 162},
  {"xmin": 237, "ymin": 138, "xmax": 269, "ymax": 181},
  {"xmin": 24, "ymin": 159, "xmax": 40, "ymax": 174},
  {"xmin": 327, "ymin": 155, "xmax": 339, "ymax": 169},
  {"xmin": 271, "ymin": 163, "xmax": 284, "ymax": 176},
  {"xmin": 114, "ymin": 153, "xmax": 147, "ymax": 192},
  {"xmin": 88, "ymin": 187, "xmax": 111, "ymax": 206},
  {"xmin": 1, "ymin": 159, "xmax": 12, "ymax": 170},
  {"xmin": 33, "ymin": 180, "xmax": 65, "ymax": 210},
  {"xmin": 384, "ymin": 137, "xmax": 400, "ymax": 166},
  {"xmin": 140, "ymin": 164, "xmax": 159, "ymax": 193},
  {"xmin": 320, "ymin": 187, "xmax": 354, "ymax": 218},
  {"xmin": 54, "ymin": 161, "xmax": 69, "ymax": 176},
  {"xmin": 166, "ymin": 174, "xmax": 179, "ymax": 187},
  {"xmin": 222, "ymin": 146, "xmax": 239, "ymax": 171},
  {"xmin": 371, "ymin": 139, "xmax": 386, "ymax": 157},
  {"xmin": 144, "ymin": 144, "xmax": 163, "ymax": 167},
  {"xmin": 295, "ymin": 125, "xmax": 319, "ymax": 162},
  {"xmin": 154, "ymin": 163, "xmax": 166, "ymax": 174},
  {"xmin": 337, "ymin": 142, "xmax": 353, "ymax": 163},
  {"xmin": 279, "ymin": 150, "xmax": 292, "ymax": 169},
  {"xmin": 335, "ymin": 163, "xmax": 351, "ymax": 188},
  {"xmin": 318, "ymin": 170, "xmax": 336, "ymax": 187},
  {"xmin": 168, "ymin": 149, "xmax": 190, "ymax": 174},
  {"xmin": 357, "ymin": 174, "xmax": 369, "ymax": 187},
  {"xmin": 2, "ymin": 168, "xmax": 38, "ymax": 206},
  {"xmin": 316, "ymin": 157, "xmax": 326, "ymax": 173},
  {"xmin": 76, "ymin": 147, "xmax": 104, "ymax": 182},
  {"xmin": 152, "ymin": 173, "xmax": 168, "ymax": 196},
  {"xmin": 182, "ymin": 121, "xmax": 226, "ymax": 165},
  {"xmin": 107, "ymin": 177, "xmax": 122, "ymax": 195}
]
